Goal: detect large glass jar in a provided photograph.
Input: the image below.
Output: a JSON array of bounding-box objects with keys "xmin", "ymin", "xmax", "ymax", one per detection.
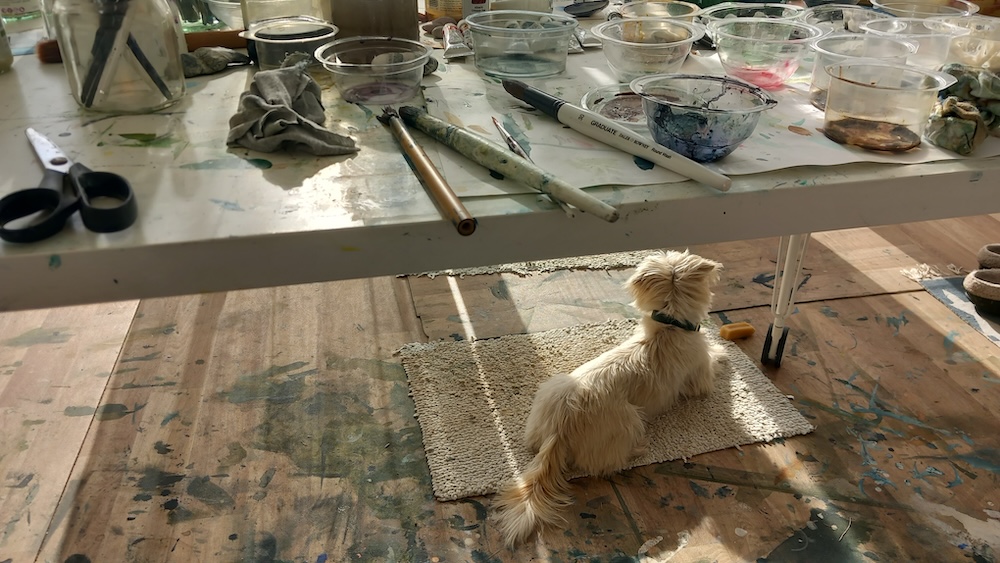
[{"xmin": 45, "ymin": 0, "xmax": 186, "ymax": 113}]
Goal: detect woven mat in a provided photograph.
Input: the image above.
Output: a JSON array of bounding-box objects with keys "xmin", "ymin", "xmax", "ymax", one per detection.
[
  {"xmin": 398, "ymin": 319, "xmax": 814, "ymax": 501},
  {"xmin": 405, "ymin": 250, "xmax": 659, "ymax": 278}
]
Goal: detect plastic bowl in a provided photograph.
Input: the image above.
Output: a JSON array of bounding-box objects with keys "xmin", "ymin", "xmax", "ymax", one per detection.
[
  {"xmin": 315, "ymin": 36, "xmax": 431, "ymax": 104},
  {"xmin": 710, "ymin": 17, "xmax": 823, "ymax": 90},
  {"xmin": 940, "ymin": 15, "xmax": 1000, "ymax": 71},
  {"xmin": 798, "ymin": 4, "xmax": 892, "ymax": 34},
  {"xmin": 861, "ymin": 17, "xmax": 971, "ymax": 69},
  {"xmin": 464, "ymin": 10, "xmax": 578, "ymax": 78},
  {"xmin": 698, "ymin": 2, "xmax": 804, "ymax": 45},
  {"xmin": 870, "ymin": 0, "xmax": 979, "ymax": 17},
  {"xmin": 204, "ymin": 0, "xmax": 244, "ymax": 29},
  {"xmin": 581, "ymin": 83, "xmax": 648, "ymax": 131},
  {"xmin": 591, "ymin": 18, "xmax": 705, "ymax": 82},
  {"xmin": 808, "ymin": 33, "xmax": 917, "ymax": 110},
  {"xmin": 617, "ymin": 0, "xmax": 702, "ymax": 21},
  {"xmin": 240, "ymin": 16, "xmax": 338, "ymax": 69},
  {"xmin": 630, "ymin": 73, "xmax": 777, "ymax": 162},
  {"xmin": 822, "ymin": 61, "xmax": 957, "ymax": 151}
]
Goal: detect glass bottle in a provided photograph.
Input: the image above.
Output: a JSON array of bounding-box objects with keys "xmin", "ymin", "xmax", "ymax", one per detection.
[{"xmin": 45, "ymin": 0, "xmax": 187, "ymax": 113}]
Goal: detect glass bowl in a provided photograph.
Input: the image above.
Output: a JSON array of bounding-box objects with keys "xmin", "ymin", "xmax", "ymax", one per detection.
[
  {"xmin": 630, "ymin": 73, "xmax": 777, "ymax": 162},
  {"xmin": 698, "ymin": 2, "xmax": 804, "ymax": 45},
  {"xmin": 710, "ymin": 17, "xmax": 824, "ymax": 90},
  {"xmin": 315, "ymin": 36, "xmax": 431, "ymax": 104},
  {"xmin": 807, "ymin": 33, "xmax": 917, "ymax": 110},
  {"xmin": 204, "ymin": 0, "xmax": 244, "ymax": 29},
  {"xmin": 798, "ymin": 4, "xmax": 893, "ymax": 34},
  {"xmin": 241, "ymin": 16, "xmax": 339, "ymax": 69},
  {"xmin": 591, "ymin": 18, "xmax": 705, "ymax": 82}
]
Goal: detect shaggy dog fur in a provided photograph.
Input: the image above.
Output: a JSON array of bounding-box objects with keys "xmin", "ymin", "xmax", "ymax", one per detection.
[{"xmin": 493, "ymin": 250, "xmax": 724, "ymax": 546}]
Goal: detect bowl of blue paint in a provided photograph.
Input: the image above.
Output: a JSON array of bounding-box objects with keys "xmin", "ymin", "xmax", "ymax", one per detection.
[{"xmin": 630, "ymin": 73, "xmax": 777, "ymax": 162}]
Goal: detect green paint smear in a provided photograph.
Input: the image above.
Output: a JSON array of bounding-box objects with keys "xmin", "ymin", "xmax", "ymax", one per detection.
[
  {"xmin": 324, "ymin": 355, "xmax": 405, "ymax": 381},
  {"xmin": 48, "ymin": 255, "xmax": 61, "ymax": 269},
  {"xmin": 63, "ymin": 403, "xmax": 142, "ymax": 420},
  {"xmin": 180, "ymin": 158, "xmax": 272, "ymax": 170},
  {"xmin": 3, "ymin": 327, "xmax": 72, "ymax": 347},
  {"xmin": 220, "ymin": 361, "xmax": 317, "ymax": 404},
  {"xmin": 137, "ymin": 467, "xmax": 185, "ymax": 490},
  {"xmin": 118, "ymin": 133, "xmax": 180, "ymax": 148},
  {"xmin": 120, "ymin": 351, "xmax": 162, "ymax": 363},
  {"xmin": 219, "ymin": 442, "xmax": 247, "ymax": 467},
  {"xmin": 187, "ymin": 476, "xmax": 235, "ymax": 507},
  {"xmin": 161, "ymin": 411, "xmax": 180, "ymax": 427},
  {"xmin": 22, "ymin": 419, "xmax": 46, "ymax": 426}
]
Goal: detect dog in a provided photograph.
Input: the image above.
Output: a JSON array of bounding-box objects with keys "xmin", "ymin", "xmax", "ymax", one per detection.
[{"xmin": 493, "ymin": 250, "xmax": 725, "ymax": 547}]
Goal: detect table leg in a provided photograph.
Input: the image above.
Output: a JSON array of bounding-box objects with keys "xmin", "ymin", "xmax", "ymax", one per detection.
[{"xmin": 762, "ymin": 233, "xmax": 811, "ymax": 368}]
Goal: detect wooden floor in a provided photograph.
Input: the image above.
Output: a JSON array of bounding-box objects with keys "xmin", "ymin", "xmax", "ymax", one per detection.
[{"xmin": 3, "ymin": 215, "xmax": 1000, "ymax": 563}]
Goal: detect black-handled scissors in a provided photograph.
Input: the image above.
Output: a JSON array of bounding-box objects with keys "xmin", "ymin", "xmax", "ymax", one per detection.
[{"xmin": 0, "ymin": 128, "xmax": 138, "ymax": 243}]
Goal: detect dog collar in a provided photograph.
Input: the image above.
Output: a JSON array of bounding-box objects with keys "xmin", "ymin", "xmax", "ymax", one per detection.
[{"xmin": 651, "ymin": 310, "xmax": 700, "ymax": 332}]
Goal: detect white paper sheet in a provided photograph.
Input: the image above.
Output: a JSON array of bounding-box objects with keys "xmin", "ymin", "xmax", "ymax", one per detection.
[{"xmin": 421, "ymin": 48, "xmax": 1000, "ymax": 198}]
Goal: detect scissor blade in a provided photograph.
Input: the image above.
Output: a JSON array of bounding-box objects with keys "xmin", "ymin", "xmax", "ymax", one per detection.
[{"xmin": 25, "ymin": 128, "xmax": 73, "ymax": 174}]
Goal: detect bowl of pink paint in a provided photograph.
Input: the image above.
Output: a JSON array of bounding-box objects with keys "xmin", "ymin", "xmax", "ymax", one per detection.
[{"xmin": 709, "ymin": 17, "xmax": 823, "ymax": 90}]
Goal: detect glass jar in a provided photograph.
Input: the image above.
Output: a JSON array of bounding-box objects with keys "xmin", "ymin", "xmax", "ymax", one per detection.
[{"xmin": 45, "ymin": 0, "xmax": 186, "ymax": 113}]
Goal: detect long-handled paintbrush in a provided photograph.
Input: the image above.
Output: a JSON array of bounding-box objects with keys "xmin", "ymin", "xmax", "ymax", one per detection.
[{"xmin": 378, "ymin": 107, "xmax": 477, "ymax": 236}]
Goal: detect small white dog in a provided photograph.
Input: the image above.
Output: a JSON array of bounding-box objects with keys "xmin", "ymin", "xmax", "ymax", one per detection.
[{"xmin": 494, "ymin": 250, "xmax": 725, "ymax": 546}]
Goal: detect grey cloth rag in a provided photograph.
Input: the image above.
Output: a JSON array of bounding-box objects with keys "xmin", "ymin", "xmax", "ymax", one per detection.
[
  {"xmin": 182, "ymin": 47, "xmax": 252, "ymax": 78},
  {"xmin": 227, "ymin": 55, "xmax": 358, "ymax": 156}
]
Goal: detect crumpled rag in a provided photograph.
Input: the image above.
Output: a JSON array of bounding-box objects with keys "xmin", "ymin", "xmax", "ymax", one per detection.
[{"xmin": 227, "ymin": 54, "xmax": 358, "ymax": 156}]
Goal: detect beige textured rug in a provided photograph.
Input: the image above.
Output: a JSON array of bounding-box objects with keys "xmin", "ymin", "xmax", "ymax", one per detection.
[
  {"xmin": 405, "ymin": 250, "xmax": 659, "ymax": 278},
  {"xmin": 398, "ymin": 319, "xmax": 814, "ymax": 501}
]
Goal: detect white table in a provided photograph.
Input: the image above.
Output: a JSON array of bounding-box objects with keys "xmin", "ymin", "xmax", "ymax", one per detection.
[{"xmin": 2, "ymin": 45, "xmax": 999, "ymax": 360}]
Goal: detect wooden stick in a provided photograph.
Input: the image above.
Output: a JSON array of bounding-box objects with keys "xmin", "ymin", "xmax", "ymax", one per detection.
[
  {"xmin": 398, "ymin": 106, "xmax": 619, "ymax": 223},
  {"xmin": 380, "ymin": 108, "xmax": 477, "ymax": 236}
]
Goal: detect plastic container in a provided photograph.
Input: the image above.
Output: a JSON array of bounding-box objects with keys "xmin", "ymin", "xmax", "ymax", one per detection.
[
  {"xmin": 241, "ymin": 0, "xmax": 316, "ymax": 26},
  {"xmin": 616, "ymin": 0, "xmax": 702, "ymax": 21},
  {"xmin": 710, "ymin": 17, "xmax": 823, "ymax": 90},
  {"xmin": 631, "ymin": 73, "xmax": 777, "ymax": 162},
  {"xmin": 698, "ymin": 2, "xmax": 803, "ymax": 45},
  {"xmin": 204, "ymin": 0, "xmax": 244, "ymax": 29},
  {"xmin": 315, "ymin": 36, "xmax": 431, "ymax": 104},
  {"xmin": 822, "ymin": 61, "xmax": 957, "ymax": 152},
  {"xmin": 464, "ymin": 10, "xmax": 578, "ymax": 78},
  {"xmin": 861, "ymin": 17, "xmax": 970, "ymax": 70},
  {"xmin": 798, "ymin": 4, "xmax": 892, "ymax": 34},
  {"xmin": 241, "ymin": 16, "xmax": 338, "ymax": 69},
  {"xmin": 869, "ymin": 0, "xmax": 979, "ymax": 17},
  {"xmin": 808, "ymin": 33, "xmax": 917, "ymax": 110},
  {"xmin": 940, "ymin": 14, "xmax": 1000, "ymax": 71},
  {"xmin": 590, "ymin": 18, "xmax": 704, "ymax": 83},
  {"xmin": 581, "ymin": 83, "xmax": 648, "ymax": 131},
  {"xmin": 47, "ymin": 0, "xmax": 186, "ymax": 112}
]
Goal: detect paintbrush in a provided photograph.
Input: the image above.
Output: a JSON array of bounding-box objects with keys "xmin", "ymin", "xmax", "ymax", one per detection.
[
  {"xmin": 399, "ymin": 106, "xmax": 619, "ymax": 223},
  {"xmin": 491, "ymin": 116, "xmax": 576, "ymax": 219},
  {"xmin": 378, "ymin": 107, "xmax": 477, "ymax": 236},
  {"xmin": 501, "ymin": 79, "xmax": 733, "ymax": 192}
]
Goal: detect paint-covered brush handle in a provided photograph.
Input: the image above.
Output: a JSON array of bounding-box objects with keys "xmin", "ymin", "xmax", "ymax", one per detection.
[{"xmin": 398, "ymin": 106, "xmax": 620, "ymax": 223}]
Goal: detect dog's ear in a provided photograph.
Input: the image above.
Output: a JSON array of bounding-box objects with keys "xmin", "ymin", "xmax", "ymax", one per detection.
[{"xmin": 683, "ymin": 258, "xmax": 723, "ymax": 284}]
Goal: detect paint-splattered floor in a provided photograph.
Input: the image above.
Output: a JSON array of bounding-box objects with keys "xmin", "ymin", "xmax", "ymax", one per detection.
[{"xmin": 2, "ymin": 216, "xmax": 1000, "ymax": 562}]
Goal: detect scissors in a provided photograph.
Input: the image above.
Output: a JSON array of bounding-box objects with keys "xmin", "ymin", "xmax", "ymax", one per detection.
[{"xmin": 0, "ymin": 128, "xmax": 138, "ymax": 243}]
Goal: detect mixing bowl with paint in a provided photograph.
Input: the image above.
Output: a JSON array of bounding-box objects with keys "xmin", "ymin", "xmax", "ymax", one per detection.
[{"xmin": 630, "ymin": 73, "xmax": 777, "ymax": 162}]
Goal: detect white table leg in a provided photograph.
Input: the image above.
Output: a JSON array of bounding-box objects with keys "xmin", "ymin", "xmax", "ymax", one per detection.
[{"xmin": 762, "ymin": 233, "xmax": 811, "ymax": 368}]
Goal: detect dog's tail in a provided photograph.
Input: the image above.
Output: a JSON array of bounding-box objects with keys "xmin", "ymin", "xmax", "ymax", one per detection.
[{"xmin": 494, "ymin": 435, "xmax": 572, "ymax": 547}]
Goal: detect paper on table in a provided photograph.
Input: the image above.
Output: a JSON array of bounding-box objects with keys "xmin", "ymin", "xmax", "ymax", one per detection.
[{"xmin": 422, "ymin": 49, "xmax": 1000, "ymax": 198}]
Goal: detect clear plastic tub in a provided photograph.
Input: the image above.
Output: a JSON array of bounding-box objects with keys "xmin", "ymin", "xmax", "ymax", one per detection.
[
  {"xmin": 464, "ymin": 10, "xmax": 578, "ymax": 78},
  {"xmin": 861, "ymin": 17, "xmax": 971, "ymax": 70},
  {"xmin": 808, "ymin": 33, "xmax": 917, "ymax": 110},
  {"xmin": 710, "ymin": 17, "xmax": 823, "ymax": 90},
  {"xmin": 822, "ymin": 61, "xmax": 957, "ymax": 152},
  {"xmin": 590, "ymin": 18, "xmax": 705, "ymax": 83}
]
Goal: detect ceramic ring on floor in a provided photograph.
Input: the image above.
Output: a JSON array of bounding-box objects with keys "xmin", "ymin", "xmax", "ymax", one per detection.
[
  {"xmin": 963, "ymin": 269, "xmax": 1000, "ymax": 316},
  {"xmin": 976, "ymin": 243, "xmax": 1000, "ymax": 269}
]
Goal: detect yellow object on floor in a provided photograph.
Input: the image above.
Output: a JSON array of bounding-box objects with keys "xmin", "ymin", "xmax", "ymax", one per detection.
[{"xmin": 720, "ymin": 321, "xmax": 755, "ymax": 340}]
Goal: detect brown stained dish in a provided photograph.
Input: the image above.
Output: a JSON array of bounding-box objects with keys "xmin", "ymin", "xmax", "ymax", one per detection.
[{"xmin": 823, "ymin": 117, "xmax": 922, "ymax": 151}]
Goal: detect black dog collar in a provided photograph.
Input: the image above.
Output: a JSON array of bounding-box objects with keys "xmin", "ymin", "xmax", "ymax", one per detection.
[{"xmin": 651, "ymin": 310, "xmax": 701, "ymax": 332}]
